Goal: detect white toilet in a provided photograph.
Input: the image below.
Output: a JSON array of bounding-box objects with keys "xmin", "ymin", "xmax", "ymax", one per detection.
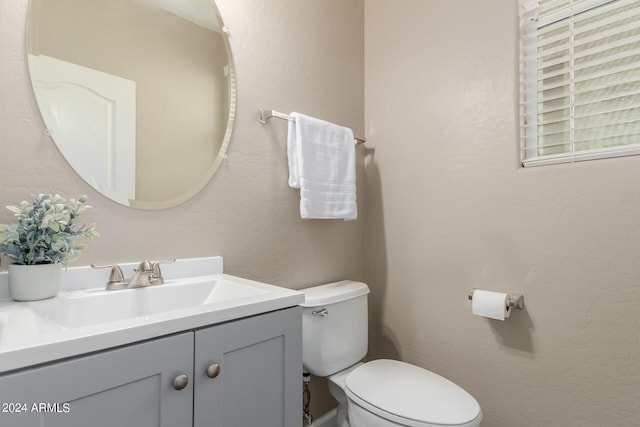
[{"xmin": 301, "ymin": 280, "xmax": 482, "ymax": 427}]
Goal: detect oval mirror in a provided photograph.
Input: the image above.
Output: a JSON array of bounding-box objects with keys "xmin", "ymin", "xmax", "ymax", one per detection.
[{"xmin": 26, "ymin": 0, "xmax": 235, "ymax": 209}]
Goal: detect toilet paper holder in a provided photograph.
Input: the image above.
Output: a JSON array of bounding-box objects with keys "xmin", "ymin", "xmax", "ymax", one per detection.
[{"xmin": 467, "ymin": 290, "xmax": 524, "ymax": 310}]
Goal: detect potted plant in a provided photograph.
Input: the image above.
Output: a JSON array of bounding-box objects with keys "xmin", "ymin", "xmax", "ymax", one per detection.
[{"xmin": 0, "ymin": 194, "xmax": 99, "ymax": 301}]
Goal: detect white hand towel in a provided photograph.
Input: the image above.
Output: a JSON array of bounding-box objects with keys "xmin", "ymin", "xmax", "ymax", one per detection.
[{"xmin": 287, "ymin": 112, "xmax": 357, "ymax": 220}]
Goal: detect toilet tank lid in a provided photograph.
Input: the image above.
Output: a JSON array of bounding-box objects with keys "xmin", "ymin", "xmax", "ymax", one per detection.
[{"xmin": 300, "ymin": 281, "xmax": 369, "ymax": 307}]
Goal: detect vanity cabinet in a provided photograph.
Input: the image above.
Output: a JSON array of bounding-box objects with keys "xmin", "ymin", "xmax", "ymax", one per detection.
[
  {"xmin": 0, "ymin": 306, "xmax": 302, "ymax": 427},
  {"xmin": 194, "ymin": 307, "xmax": 302, "ymax": 426},
  {"xmin": 0, "ymin": 332, "xmax": 194, "ymax": 427}
]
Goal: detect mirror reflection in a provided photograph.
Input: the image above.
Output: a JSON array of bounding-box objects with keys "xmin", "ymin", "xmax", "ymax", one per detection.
[{"xmin": 27, "ymin": 0, "xmax": 235, "ymax": 209}]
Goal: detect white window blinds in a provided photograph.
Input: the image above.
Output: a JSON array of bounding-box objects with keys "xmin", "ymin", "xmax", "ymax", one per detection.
[{"xmin": 520, "ymin": 0, "xmax": 640, "ymax": 166}]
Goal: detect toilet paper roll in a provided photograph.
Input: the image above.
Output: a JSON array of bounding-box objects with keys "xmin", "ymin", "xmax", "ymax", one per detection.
[{"xmin": 471, "ymin": 289, "xmax": 511, "ymax": 320}]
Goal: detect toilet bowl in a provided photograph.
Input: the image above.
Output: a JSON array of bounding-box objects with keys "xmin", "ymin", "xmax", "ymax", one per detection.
[
  {"xmin": 326, "ymin": 363, "xmax": 362, "ymax": 427},
  {"xmin": 301, "ymin": 281, "xmax": 482, "ymax": 427}
]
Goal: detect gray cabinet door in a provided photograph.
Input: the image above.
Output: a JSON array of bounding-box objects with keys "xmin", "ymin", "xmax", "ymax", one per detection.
[
  {"xmin": 194, "ymin": 306, "xmax": 302, "ymax": 427},
  {"xmin": 0, "ymin": 332, "xmax": 194, "ymax": 427}
]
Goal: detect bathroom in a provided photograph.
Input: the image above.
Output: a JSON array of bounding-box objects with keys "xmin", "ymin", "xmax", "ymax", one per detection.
[{"xmin": 1, "ymin": 0, "xmax": 640, "ymax": 426}]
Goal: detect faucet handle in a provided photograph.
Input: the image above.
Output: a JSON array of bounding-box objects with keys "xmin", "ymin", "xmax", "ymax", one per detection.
[
  {"xmin": 137, "ymin": 260, "xmax": 154, "ymax": 274},
  {"xmin": 150, "ymin": 259, "xmax": 176, "ymax": 285},
  {"xmin": 91, "ymin": 264, "xmax": 127, "ymax": 290}
]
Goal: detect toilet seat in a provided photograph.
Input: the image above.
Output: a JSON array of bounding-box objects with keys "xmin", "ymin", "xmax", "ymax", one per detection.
[{"xmin": 344, "ymin": 359, "xmax": 482, "ymax": 427}]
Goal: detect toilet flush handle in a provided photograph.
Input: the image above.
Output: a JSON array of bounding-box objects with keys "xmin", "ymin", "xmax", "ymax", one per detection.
[{"xmin": 312, "ymin": 308, "xmax": 328, "ymax": 317}]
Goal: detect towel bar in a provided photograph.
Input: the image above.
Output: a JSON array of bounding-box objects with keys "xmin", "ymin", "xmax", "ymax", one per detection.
[{"xmin": 259, "ymin": 109, "xmax": 366, "ymax": 146}]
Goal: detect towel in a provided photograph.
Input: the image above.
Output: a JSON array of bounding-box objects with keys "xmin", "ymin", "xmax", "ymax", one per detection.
[{"xmin": 287, "ymin": 112, "xmax": 357, "ymax": 220}]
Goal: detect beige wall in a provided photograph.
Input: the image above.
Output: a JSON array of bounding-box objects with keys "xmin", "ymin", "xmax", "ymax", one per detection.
[
  {"xmin": 4, "ymin": 0, "xmax": 639, "ymax": 425},
  {"xmin": 365, "ymin": 1, "xmax": 640, "ymax": 426},
  {"xmin": 0, "ymin": 0, "xmax": 364, "ymax": 280}
]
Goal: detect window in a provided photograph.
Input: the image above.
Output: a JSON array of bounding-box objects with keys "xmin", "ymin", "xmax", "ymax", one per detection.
[{"xmin": 520, "ymin": 0, "xmax": 640, "ymax": 166}]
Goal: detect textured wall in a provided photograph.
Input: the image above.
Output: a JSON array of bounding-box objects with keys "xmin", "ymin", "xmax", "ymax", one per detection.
[
  {"xmin": 0, "ymin": 0, "xmax": 364, "ymax": 284},
  {"xmin": 364, "ymin": 1, "xmax": 640, "ymax": 426},
  {"xmin": 7, "ymin": 1, "xmax": 638, "ymax": 425}
]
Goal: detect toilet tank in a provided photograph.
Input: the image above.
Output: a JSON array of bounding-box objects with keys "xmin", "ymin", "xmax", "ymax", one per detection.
[{"xmin": 301, "ymin": 281, "xmax": 370, "ymax": 377}]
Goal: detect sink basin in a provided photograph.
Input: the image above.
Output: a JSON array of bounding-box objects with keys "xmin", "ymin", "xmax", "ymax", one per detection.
[
  {"xmin": 30, "ymin": 276, "xmax": 269, "ymax": 329},
  {"xmin": 0, "ymin": 256, "xmax": 304, "ymax": 373}
]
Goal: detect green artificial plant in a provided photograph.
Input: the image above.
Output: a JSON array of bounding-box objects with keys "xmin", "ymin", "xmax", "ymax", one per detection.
[{"xmin": 0, "ymin": 194, "xmax": 99, "ymax": 266}]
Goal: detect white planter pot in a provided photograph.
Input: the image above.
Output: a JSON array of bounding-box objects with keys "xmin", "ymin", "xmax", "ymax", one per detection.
[{"xmin": 8, "ymin": 263, "xmax": 62, "ymax": 301}]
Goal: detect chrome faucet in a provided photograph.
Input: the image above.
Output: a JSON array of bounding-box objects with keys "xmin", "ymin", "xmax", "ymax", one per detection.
[
  {"xmin": 128, "ymin": 261, "xmax": 153, "ymax": 288},
  {"xmin": 92, "ymin": 259, "xmax": 176, "ymax": 290},
  {"xmin": 129, "ymin": 259, "xmax": 176, "ymax": 287}
]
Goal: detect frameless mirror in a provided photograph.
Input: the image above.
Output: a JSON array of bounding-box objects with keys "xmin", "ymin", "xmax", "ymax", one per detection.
[{"xmin": 26, "ymin": 0, "xmax": 235, "ymax": 209}]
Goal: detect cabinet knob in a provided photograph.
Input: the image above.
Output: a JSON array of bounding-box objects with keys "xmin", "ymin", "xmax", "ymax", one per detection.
[
  {"xmin": 207, "ymin": 363, "xmax": 221, "ymax": 379},
  {"xmin": 172, "ymin": 374, "xmax": 189, "ymax": 390},
  {"xmin": 312, "ymin": 308, "xmax": 329, "ymax": 317}
]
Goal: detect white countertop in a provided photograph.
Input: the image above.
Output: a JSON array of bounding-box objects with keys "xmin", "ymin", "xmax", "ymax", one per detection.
[{"xmin": 0, "ymin": 257, "xmax": 303, "ymax": 373}]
